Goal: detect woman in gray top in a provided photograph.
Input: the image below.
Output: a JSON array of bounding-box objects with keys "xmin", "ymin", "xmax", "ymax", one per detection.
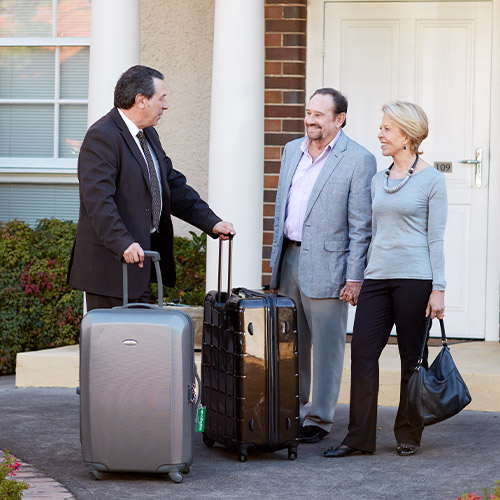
[{"xmin": 324, "ymin": 101, "xmax": 447, "ymax": 458}]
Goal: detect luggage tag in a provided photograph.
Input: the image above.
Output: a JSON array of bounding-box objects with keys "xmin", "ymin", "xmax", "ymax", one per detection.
[
  {"xmin": 196, "ymin": 405, "xmax": 206, "ymax": 433},
  {"xmin": 190, "ymin": 373, "xmax": 205, "ymax": 432}
]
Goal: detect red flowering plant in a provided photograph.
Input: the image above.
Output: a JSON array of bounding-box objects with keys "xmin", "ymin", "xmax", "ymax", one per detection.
[
  {"xmin": 0, "ymin": 219, "xmax": 208, "ymax": 375},
  {"xmin": 0, "ymin": 219, "xmax": 83, "ymax": 374},
  {"xmin": 457, "ymin": 481, "xmax": 500, "ymax": 500},
  {"xmin": 0, "ymin": 450, "xmax": 29, "ymax": 499}
]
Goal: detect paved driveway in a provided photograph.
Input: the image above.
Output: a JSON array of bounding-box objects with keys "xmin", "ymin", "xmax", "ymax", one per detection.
[{"xmin": 1, "ymin": 382, "xmax": 499, "ymax": 499}]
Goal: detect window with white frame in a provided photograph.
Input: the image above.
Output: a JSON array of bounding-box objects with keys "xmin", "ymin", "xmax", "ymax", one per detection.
[{"xmin": 0, "ymin": 0, "xmax": 91, "ymax": 172}]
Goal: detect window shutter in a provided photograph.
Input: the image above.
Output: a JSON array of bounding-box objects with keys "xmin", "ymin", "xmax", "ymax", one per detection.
[
  {"xmin": 0, "ymin": 0, "xmax": 53, "ymax": 38},
  {"xmin": 0, "ymin": 104, "xmax": 54, "ymax": 157},
  {"xmin": 59, "ymin": 105, "xmax": 87, "ymax": 158},
  {"xmin": 60, "ymin": 46, "xmax": 89, "ymax": 99},
  {"xmin": 0, "ymin": 184, "xmax": 80, "ymax": 226},
  {"xmin": 0, "ymin": 47, "xmax": 56, "ymax": 99}
]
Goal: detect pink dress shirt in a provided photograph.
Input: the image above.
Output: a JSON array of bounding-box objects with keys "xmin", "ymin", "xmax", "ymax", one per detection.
[
  {"xmin": 283, "ymin": 132, "xmax": 341, "ymax": 241},
  {"xmin": 283, "ymin": 132, "xmax": 360, "ymax": 283}
]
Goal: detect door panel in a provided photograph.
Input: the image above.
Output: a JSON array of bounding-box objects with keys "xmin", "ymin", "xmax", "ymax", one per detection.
[{"xmin": 321, "ymin": 1, "xmax": 491, "ymax": 338}]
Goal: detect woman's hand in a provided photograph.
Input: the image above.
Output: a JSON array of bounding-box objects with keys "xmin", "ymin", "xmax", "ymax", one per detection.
[
  {"xmin": 426, "ymin": 290, "xmax": 445, "ymax": 319},
  {"xmin": 340, "ymin": 281, "xmax": 363, "ymax": 306}
]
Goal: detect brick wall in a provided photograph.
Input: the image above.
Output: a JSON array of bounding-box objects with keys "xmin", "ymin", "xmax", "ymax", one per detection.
[{"xmin": 263, "ymin": 0, "xmax": 307, "ymax": 285}]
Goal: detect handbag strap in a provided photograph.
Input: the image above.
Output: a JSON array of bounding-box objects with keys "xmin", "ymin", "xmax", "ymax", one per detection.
[{"xmin": 416, "ymin": 317, "xmax": 447, "ymax": 368}]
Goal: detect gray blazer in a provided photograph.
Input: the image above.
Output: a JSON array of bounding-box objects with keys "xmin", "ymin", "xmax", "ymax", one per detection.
[{"xmin": 270, "ymin": 131, "xmax": 377, "ymax": 298}]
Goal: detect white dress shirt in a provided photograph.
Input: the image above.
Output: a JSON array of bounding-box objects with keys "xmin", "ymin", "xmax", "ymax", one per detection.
[{"xmin": 118, "ymin": 109, "xmax": 163, "ymax": 230}]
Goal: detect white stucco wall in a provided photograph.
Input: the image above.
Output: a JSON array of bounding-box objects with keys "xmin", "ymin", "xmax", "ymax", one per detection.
[{"xmin": 140, "ymin": 0, "xmax": 215, "ymax": 237}]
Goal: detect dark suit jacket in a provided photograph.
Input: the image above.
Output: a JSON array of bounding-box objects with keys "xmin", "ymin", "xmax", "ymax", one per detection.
[{"xmin": 67, "ymin": 107, "xmax": 221, "ymax": 299}]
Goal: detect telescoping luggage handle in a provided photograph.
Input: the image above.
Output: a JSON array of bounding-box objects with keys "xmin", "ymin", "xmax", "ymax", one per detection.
[
  {"xmin": 217, "ymin": 235, "xmax": 234, "ymax": 303},
  {"xmin": 122, "ymin": 250, "xmax": 162, "ymax": 307}
]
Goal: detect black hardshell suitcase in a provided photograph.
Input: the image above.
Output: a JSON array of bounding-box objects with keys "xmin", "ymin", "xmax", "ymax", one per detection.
[{"xmin": 201, "ymin": 237, "xmax": 299, "ymax": 461}]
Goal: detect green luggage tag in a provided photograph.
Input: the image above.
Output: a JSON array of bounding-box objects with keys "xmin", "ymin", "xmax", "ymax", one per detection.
[{"xmin": 196, "ymin": 406, "xmax": 206, "ymax": 432}]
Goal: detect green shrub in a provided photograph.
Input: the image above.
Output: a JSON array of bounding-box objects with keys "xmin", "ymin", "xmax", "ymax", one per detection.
[
  {"xmin": 153, "ymin": 231, "xmax": 207, "ymax": 306},
  {"xmin": 0, "ymin": 219, "xmax": 83, "ymax": 375},
  {"xmin": 0, "ymin": 220, "xmax": 207, "ymax": 375}
]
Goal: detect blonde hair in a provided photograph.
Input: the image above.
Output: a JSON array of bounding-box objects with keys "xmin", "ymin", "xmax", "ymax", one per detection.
[{"xmin": 381, "ymin": 101, "xmax": 428, "ymax": 155}]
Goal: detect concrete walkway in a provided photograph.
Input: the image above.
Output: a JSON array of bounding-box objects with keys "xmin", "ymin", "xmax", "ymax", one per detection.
[
  {"xmin": 12, "ymin": 459, "xmax": 74, "ymax": 499},
  {"xmin": 1, "ymin": 376, "xmax": 500, "ymax": 500},
  {"xmin": 5, "ymin": 337, "xmax": 500, "ymax": 499},
  {"xmin": 0, "ymin": 377, "xmax": 75, "ymax": 499},
  {"xmin": 15, "ymin": 340, "xmax": 500, "ymax": 411}
]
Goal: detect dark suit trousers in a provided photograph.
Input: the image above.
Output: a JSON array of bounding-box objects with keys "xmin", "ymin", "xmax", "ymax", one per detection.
[
  {"xmin": 86, "ymin": 287, "xmax": 151, "ymax": 312},
  {"xmin": 343, "ymin": 279, "xmax": 432, "ymax": 453},
  {"xmin": 85, "ymin": 231, "xmax": 162, "ymax": 311}
]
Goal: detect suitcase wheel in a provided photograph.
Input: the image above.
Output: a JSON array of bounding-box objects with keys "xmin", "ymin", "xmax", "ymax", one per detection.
[
  {"xmin": 203, "ymin": 432, "xmax": 215, "ymax": 448},
  {"xmin": 238, "ymin": 450, "xmax": 248, "ymax": 463},
  {"xmin": 168, "ymin": 472, "xmax": 183, "ymax": 483},
  {"xmin": 90, "ymin": 470, "xmax": 104, "ymax": 480},
  {"xmin": 86, "ymin": 464, "xmax": 104, "ymax": 480},
  {"xmin": 288, "ymin": 450, "xmax": 297, "ymax": 461}
]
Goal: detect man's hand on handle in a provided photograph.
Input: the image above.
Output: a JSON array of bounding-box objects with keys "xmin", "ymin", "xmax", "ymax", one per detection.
[
  {"xmin": 213, "ymin": 221, "xmax": 236, "ymax": 240},
  {"xmin": 123, "ymin": 242, "xmax": 145, "ymax": 268}
]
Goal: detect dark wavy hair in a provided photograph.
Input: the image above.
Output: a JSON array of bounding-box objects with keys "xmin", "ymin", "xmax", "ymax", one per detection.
[
  {"xmin": 310, "ymin": 87, "xmax": 348, "ymax": 128},
  {"xmin": 114, "ymin": 65, "xmax": 164, "ymax": 109}
]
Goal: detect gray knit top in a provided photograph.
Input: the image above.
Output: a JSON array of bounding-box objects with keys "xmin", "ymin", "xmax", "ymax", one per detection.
[{"xmin": 364, "ymin": 166, "xmax": 447, "ymax": 290}]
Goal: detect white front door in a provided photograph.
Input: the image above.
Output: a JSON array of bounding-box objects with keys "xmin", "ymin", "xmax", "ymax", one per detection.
[{"xmin": 309, "ymin": 1, "xmax": 492, "ymax": 338}]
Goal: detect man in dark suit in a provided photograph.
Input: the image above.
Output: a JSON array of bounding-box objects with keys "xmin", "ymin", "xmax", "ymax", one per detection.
[{"xmin": 68, "ymin": 65, "xmax": 234, "ymax": 310}]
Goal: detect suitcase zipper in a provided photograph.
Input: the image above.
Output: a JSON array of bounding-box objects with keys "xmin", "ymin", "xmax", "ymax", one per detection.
[{"xmin": 266, "ymin": 294, "xmax": 278, "ymax": 448}]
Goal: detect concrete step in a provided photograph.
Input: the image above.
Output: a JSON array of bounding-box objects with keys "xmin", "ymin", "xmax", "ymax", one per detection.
[{"xmin": 15, "ymin": 341, "xmax": 500, "ymax": 412}]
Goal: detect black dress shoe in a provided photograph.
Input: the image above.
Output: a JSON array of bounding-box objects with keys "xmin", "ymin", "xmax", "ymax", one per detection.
[
  {"xmin": 397, "ymin": 443, "xmax": 419, "ymax": 456},
  {"xmin": 299, "ymin": 425, "xmax": 329, "ymax": 444},
  {"xmin": 324, "ymin": 445, "xmax": 372, "ymax": 458}
]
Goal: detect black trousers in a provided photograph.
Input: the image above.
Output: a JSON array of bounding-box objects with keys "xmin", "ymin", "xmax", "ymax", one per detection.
[
  {"xmin": 343, "ymin": 279, "xmax": 432, "ymax": 453},
  {"xmin": 86, "ymin": 287, "xmax": 151, "ymax": 312}
]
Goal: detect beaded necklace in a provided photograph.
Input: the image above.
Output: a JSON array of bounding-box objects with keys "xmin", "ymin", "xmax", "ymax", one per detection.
[{"xmin": 383, "ymin": 155, "xmax": 419, "ymax": 194}]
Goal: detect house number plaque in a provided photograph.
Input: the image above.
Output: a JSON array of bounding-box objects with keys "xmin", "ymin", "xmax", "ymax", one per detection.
[{"xmin": 434, "ymin": 162, "xmax": 452, "ymax": 173}]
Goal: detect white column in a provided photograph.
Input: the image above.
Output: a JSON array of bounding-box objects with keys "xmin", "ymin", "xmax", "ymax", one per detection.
[
  {"xmin": 206, "ymin": 0, "xmax": 265, "ymax": 291},
  {"xmin": 84, "ymin": 0, "xmax": 139, "ymax": 313},
  {"xmin": 87, "ymin": 0, "xmax": 140, "ymax": 127}
]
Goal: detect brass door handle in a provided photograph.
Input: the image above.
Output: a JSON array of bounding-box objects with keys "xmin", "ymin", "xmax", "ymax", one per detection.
[{"xmin": 459, "ymin": 148, "xmax": 482, "ymax": 187}]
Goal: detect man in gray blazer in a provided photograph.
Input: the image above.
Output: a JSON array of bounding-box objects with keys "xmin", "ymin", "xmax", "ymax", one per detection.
[{"xmin": 270, "ymin": 88, "xmax": 376, "ymax": 443}]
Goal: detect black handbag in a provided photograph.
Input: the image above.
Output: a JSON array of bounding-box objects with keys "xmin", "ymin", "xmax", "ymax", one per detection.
[{"xmin": 406, "ymin": 317, "xmax": 472, "ymax": 427}]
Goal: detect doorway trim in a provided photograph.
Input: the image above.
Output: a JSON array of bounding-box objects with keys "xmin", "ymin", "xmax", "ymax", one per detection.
[{"xmin": 306, "ymin": 0, "xmax": 500, "ymax": 341}]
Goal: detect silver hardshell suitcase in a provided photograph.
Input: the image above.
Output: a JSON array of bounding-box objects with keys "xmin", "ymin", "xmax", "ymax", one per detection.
[{"xmin": 79, "ymin": 251, "xmax": 199, "ymax": 483}]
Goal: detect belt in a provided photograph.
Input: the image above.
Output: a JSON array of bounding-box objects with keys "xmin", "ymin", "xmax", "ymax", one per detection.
[{"xmin": 284, "ymin": 237, "xmax": 301, "ymax": 247}]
